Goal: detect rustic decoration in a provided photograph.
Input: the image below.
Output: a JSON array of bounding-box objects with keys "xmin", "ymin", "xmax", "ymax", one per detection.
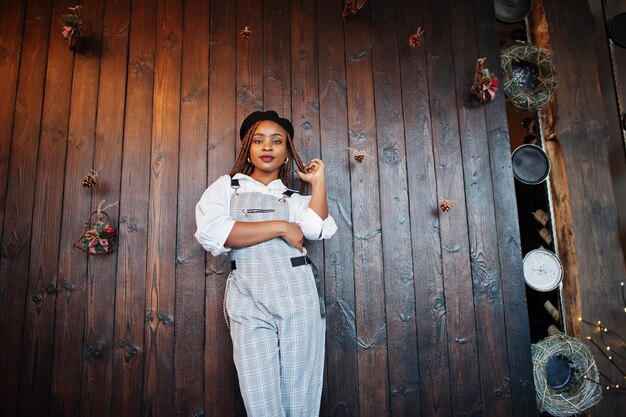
[
  {"xmin": 501, "ymin": 43, "xmax": 557, "ymax": 111},
  {"xmin": 342, "ymin": 0, "xmax": 367, "ymax": 19},
  {"xmin": 73, "ymin": 200, "xmax": 118, "ymax": 255},
  {"xmin": 81, "ymin": 169, "xmax": 99, "ymax": 189},
  {"xmin": 60, "ymin": 5, "xmax": 83, "ymax": 51},
  {"xmin": 347, "ymin": 147, "xmax": 368, "ymax": 164},
  {"xmin": 532, "ymin": 333, "xmax": 602, "ymax": 417},
  {"xmin": 409, "ymin": 27, "xmax": 424, "ymax": 48},
  {"xmin": 470, "ymin": 58, "xmax": 499, "ymax": 103},
  {"xmin": 439, "ymin": 199, "xmax": 453, "ymax": 212},
  {"xmin": 240, "ymin": 26, "xmax": 252, "ymax": 40}
]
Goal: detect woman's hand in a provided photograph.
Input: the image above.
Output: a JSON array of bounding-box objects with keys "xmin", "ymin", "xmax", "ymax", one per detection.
[
  {"xmin": 280, "ymin": 221, "xmax": 305, "ymax": 252},
  {"xmin": 296, "ymin": 158, "xmax": 325, "ymax": 186}
]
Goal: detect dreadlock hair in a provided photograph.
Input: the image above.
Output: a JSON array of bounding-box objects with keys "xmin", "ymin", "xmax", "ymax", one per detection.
[{"xmin": 229, "ymin": 120, "xmax": 308, "ymax": 190}]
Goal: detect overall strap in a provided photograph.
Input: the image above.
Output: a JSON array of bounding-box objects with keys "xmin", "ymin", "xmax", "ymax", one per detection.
[
  {"xmin": 231, "ymin": 177, "xmax": 240, "ymax": 197},
  {"xmin": 279, "ymin": 189, "xmax": 297, "ymax": 203}
]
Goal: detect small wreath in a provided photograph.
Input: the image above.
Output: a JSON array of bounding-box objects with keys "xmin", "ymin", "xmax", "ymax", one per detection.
[
  {"xmin": 73, "ymin": 211, "xmax": 117, "ymax": 255},
  {"xmin": 532, "ymin": 333, "xmax": 602, "ymax": 417},
  {"xmin": 501, "ymin": 43, "xmax": 557, "ymax": 111}
]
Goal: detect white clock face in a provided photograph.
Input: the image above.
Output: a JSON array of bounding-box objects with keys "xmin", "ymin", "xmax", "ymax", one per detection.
[{"xmin": 523, "ymin": 249, "xmax": 563, "ymax": 292}]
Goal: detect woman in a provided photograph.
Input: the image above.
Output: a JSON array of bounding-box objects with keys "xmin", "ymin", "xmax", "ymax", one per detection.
[{"xmin": 195, "ymin": 110, "xmax": 337, "ymax": 417}]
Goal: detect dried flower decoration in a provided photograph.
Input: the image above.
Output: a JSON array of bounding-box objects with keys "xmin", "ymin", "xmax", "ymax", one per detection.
[
  {"xmin": 343, "ymin": 0, "xmax": 367, "ymax": 19},
  {"xmin": 409, "ymin": 27, "xmax": 425, "ymax": 48},
  {"xmin": 60, "ymin": 5, "xmax": 83, "ymax": 50},
  {"xmin": 347, "ymin": 147, "xmax": 369, "ymax": 164},
  {"xmin": 470, "ymin": 57, "xmax": 499, "ymax": 103},
  {"xmin": 81, "ymin": 169, "xmax": 100, "ymax": 189},
  {"xmin": 240, "ymin": 26, "xmax": 252, "ymax": 40},
  {"xmin": 73, "ymin": 200, "xmax": 118, "ymax": 255},
  {"xmin": 439, "ymin": 199, "xmax": 453, "ymax": 212}
]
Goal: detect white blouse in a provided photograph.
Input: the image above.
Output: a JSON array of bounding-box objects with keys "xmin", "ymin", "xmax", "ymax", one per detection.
[{"xmin": 195, "ymin": 173, "xmax": 338, "ymax": 256}]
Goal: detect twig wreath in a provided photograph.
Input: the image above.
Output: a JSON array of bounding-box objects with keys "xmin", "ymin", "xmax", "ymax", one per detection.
[
  {"xmin": 73, "ymin": 200, "xmax": 118, "ymax": 255},
  {"xmin": 501, "ymin": 43, "xmax": 557, "ymax": 111},
  {"xmin": 532, "ymin": 333, "xmax": 602, "ymax": 416}
]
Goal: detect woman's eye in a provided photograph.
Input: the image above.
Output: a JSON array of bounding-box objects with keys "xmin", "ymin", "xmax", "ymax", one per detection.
[{"xmin": 273, "ymin": 140, "xmax": 283, "ymax": 145}]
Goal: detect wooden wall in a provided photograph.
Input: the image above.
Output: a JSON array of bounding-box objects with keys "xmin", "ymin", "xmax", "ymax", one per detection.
[{"xmin": 0, "ymin": 0, "xmax": 621, "ymax": 416}]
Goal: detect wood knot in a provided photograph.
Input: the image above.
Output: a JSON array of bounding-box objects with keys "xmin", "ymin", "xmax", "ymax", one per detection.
[
  {"xmin": 158, "ymin": 312, "xmax": 174, "ymax": 326},
  {"xmin": 118, "ymin": 337, "xmax": 141, "ymax": 362},
  {"xmin": 83, "ymin": 340, "xmax": 105, "ymax": 361}
]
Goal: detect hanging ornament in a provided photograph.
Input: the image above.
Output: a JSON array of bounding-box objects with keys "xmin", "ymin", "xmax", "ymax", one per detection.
[
  {"xmin": 409, "ymin": 27, "xmax": 425, "ymax": 48},
  {"xmin": 470, "ymin": 57, "xmax": 499, "ymax": 103},
  {"xmin": 439, "ymin": 199, "xmax": 453, "ymax": 212},
  {"xmin": 240, "ymin": 26, "xmax": 252, "ymax": 40},
  {"xmin": 60, "ymin": 5, "xmax": 83, "ymax": 51},
  {"xmin": 81, "ymin": 169, "xmax": 100, "ymax": 189},
  {"xmin": 342, "ymin": 0, "xmax": 367, "ymax": 19},
  {"xmin": 73, "ymin": 200, "xmax": 119, "ymax": 256},
  {"xmin": 347, "ymin": 147, "xmax": 368, "ymax": 164}
]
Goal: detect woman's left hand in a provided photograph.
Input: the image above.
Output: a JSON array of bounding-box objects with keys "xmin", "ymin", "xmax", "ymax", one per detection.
[{"xmin": 296, "ymin": 158, "xmax": 325, "ymax": 185}]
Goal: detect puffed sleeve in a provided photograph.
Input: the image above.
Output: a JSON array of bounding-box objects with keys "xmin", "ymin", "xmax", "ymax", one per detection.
[
  {"xmin": 290, "ymin": 195, "xmax": 338, "ymax": 241},
  {"xmin": 194, "ymin": 175, "xmax": 236, "ymax": 256}
]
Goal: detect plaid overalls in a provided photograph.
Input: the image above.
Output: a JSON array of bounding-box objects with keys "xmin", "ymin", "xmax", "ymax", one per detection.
[{"xmin": 225, "ymin": 180, "xmax": 325, "ymax": 417}]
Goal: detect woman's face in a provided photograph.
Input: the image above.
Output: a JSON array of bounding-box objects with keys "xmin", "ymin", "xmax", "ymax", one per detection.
[{"xmin": 248, "ymin": 120, "xmax": 289, "ymax": 179}]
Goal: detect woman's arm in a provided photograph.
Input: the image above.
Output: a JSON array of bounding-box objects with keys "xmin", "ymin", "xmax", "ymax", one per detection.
[
  {"xmin": 296, "ymin": 158, "xmax": 329, "ymax": 219},
  {"xmin": 225, "ymin": 220, "xmax": 305, "ymax": 252}
]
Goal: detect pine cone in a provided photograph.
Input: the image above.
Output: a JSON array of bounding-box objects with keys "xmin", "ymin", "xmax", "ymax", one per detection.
[
  {"xmin": 439, "ymin": 199, "xmax": 453, "ymax": 212},
  {"xmin": 240, "ymin": 26, "xmax": 252, "ymax": 40},
  {"xmin": 82, "ymin": 171, "xmax": 99, "ymax": 189}
]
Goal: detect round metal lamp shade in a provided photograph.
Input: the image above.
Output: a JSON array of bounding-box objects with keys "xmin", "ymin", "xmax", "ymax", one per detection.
[{"xmin": 512, "ymin": 144, "xmax": 551, "ymax": 185}]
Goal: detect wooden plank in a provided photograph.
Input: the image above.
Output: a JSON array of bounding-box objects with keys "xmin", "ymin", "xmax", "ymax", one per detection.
[
  {"xmin": 236, "ymin": 0, "xmax": 263, "ymax": 128},
  {"xmin": 80, "ymin": 0, "xmax": 129, "ymax": 415},
  {"xmin": 422, "ymin": 0, "xmax": 482, "ymax": 415},
  {"xmin": 449, "ymin": 2, "xmax": 513, "ymax": 416},
  {"xmin": 142, "ymin": 0, "xmax": 182, "ymax": 415},
  {"xmin": 528, "ymin": 0, "xmax": 583, "ymax": 341},
  {"xmin": 343, "ymin": 4, "xmax": 390, "ymax": 416},
  {"xmin": 17, "ymin": 0, "xmax": 75, "ymax": 415},
  {"xmin": 396, "ymin": 1, "xmax": 453, "ymax": 415},
  {"xmin": 316, "ymin": 0, "xmax": 359, "ymax": 415},
  {"xmin": 50, "ymin": 0, "xmax": 104, "ymax": 415},
  {"xmin": 205, "ymin": 0, "xmax": 239, "ymax": 415},
  {"xmin": 542, "ymin": 1, "xmax": 626, "ymax": 415},
  {"xmin": 174, "ymin": 0, "xmax": 209, "ymax": 416},
  {"xmin": 263, "ymin": 0, "xmax": 290, "ymax": 115},
  {"xmin": 369, "ymin": 0, "xmax": 419, "ymax": 415},
  {"xmin": 0, "ymin": 0, "xmax": 25, "ymax": 236},
  {"xmin": 473, "ymin": 0, "xmax": 536, "ymax": 415},
  {"xmin": 0, "ymin": 1, "xmax": 50, "ymax": 416},
  {"xmin": 109, "ymin": 0, "xmax": 156, "ymax": 414}
]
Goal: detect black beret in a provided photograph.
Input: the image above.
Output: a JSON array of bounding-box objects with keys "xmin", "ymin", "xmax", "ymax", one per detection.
[{"xmin": 239, "ymin": 110, "xmax": 294, "ymax": 140}]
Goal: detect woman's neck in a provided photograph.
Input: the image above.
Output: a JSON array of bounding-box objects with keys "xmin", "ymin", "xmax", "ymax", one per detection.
[{"xmin": 250, "ymin": 170, "xmax": 279, "ymax": 186}]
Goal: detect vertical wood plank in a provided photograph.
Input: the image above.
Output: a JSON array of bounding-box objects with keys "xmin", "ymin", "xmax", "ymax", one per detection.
[
  {"xmin": 143, "ymin": 0, "xmax": 182, "ymax": 415},
  {"xmin": 175, "ymin": 0, "xmax": 209, "ymax": 416},
  {"xmin": 423, "ymin": 0, "xmax": 482, "ymax": 415},
  {"xmin": 449, "ymin": 1, "xmax": 514, "ymax": 416},
  {"xmin": 370, "ymin": 0, "xmax": 419, "ymax": 415},
  {"xmin": 263, "ymin": 0, "xmax": 290, "ymax": 115},
  {"xmin": 0, "ymin": 1, "xmax": 50, "ymax": 416},
  {"xmin": 236, "ymin": 0, "xmax": 263, "ymax": 128},
  {"xmin": 344, "ymin": 4, "xmax": 390, "ymax": 416},
  {"xmin": 474, "ymin": 0, "xmax": 537, "ymax": 415},
  {"xmin": 542, "ymin": 1, "xmax": 626, "ymax": 414},
  {"xmin": 290, "ymin": 0, "xmax": 323, "ymax": 280},
  {"xmin": 397, "ymin": 1, "xmax": 453, "ymax": 415},
  {"xmin": 205, "ymin": 0, "xmax": 239, "ymax": 416},
  {"xmin": 50, "ymin": 0, "xmax": 104, "ymax": 415},
  {"xmin": 110, "ymin": 0, "xmax": 156, "ymax": 415},
  {"xmin": 0, "ymin": 0, "xmax": 25, "ymax": 235},
  {"xmin": 17, "ymin": 0, "xmax": 74, "ymax": 414},
  {"xmin": 81, "ymin": 0, "xmax": 129, "ymax": 415},
  {"xmin": 316, "ymin": 0, "xmax": 359, "ymax": 415}
]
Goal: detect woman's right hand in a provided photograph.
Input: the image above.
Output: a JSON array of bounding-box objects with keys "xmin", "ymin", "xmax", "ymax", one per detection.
[{"xmin": 280, "ymin": 221, "xmax": 305, "ymax": 252}]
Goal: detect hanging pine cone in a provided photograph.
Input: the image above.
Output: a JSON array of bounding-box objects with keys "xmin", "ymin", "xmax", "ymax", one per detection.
[
  {"xmin": 439, "ymin": 199, "xmax": 453, "ymax": 212},
  {"xmin": 240, "ymin": 26, "xmax": 252, "ymax": 40},
  {"xmin": 347, "ymin": 147, "xmax": 368, "ymax": 164},
  {"xmin": 81, "ymin": 170, "xmax": 99, "ymax": 189}
]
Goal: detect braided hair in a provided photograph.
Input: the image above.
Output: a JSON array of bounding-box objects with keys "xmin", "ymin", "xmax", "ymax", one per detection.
[{"xmin": 229, "ymin": 120, "xmax": 308, "ymax": 190}]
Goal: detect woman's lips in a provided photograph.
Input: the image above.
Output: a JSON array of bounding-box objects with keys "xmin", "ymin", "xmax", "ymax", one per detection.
[{"xmin": 260, "ymin": 156, "xmax": 275, "ymax": 162}]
